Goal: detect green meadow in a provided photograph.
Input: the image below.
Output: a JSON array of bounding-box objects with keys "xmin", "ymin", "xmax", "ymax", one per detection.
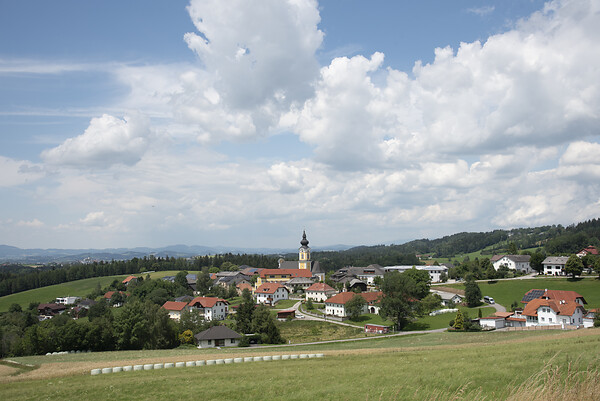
[{"xmin": 2, "ymin": 328, "xmax": 599, "ymax": 400}]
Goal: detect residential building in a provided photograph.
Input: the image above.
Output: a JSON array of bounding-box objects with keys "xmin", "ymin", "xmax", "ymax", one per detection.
[
  {"xmin": 254, "ymin": 283, "xmax": 289, "ymax": 305},
  {"xmin": 325, "ymin": 291, "xmax": 383, "ymax": 318},
  {"xmin": 55, "ymin": 296, "xmax": 81, "ymax": 305},
  {"xmin": 430, "ymin": 290, "xmax": 463, "ymax": 306},
  {"xmin": 305, "ymin": 282, "xmax": 337, "ymax": 302},
  {"xmin": 577, "ymin": 246, "xmax": 598, "ymax": 258},
  {"xmin": 522, "ymin": 298, "xmax": 585, "ymax": 327},
  {"xmin": 542, "ymin": 256, "xmax": 569, "ymax": 275},
  {"xmin": 383, "ymin": 265, "xmax": 448, "ymax": 283},
  {"xmin": 330, "ymin": 265, "xmax": 385, "ymax": 288},
  {"xmin": 162, "ymin": 301, "xmax": 189, "ymax": 321},
  {"xmin": 188, "ymin": 297, "xmax": 228, "ymax": 321},
  {"xmin": 284, "ymin": 277, "xmax": 315, "ymax": 293},
  {"xmin": 522, "ymin": 289, "xmax": 587, "ymax": 306},
  {"xmin": 37, "ymin": 303, "xmax": 66, "ymax": 317},
  {"xmin": 195, "ymin": 325, "xmax": 242, "ymax": 348},
  {"xmin": 122, "ymin": 276, "xmax": 139, "ymax": 286},
  {"xmin": 256, "ymin": 268, "xmax": 313, "ymax": 287},
  {"xmin": 491, "ymin": 255, "xmax": 532, "ymax": 273}
]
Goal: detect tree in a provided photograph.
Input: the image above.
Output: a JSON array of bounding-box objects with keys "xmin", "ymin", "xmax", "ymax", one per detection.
[
  {"xmin": 507, "ymin": 242, "xmax": 518, "ymax": 254},
  {"xmin": 594, "ymin": 256, "xmax": 600, "ymax": 279},
  {"xmin": 464, "ymin": 278, "xmax": 482, "ymax": 307},
  {"xmin": 379, "ymin": 271, "xmax": 420, "ymax": 330},
  {"xmin": 420, "ymin": 293, "xmax": 442, "ymax": 314},
  {"xmin": 565, "ymin": 254, "xmax": 584, "ymax": 278},
  {"xmin": 403, "ymin": 267, "xmax": 431, "ymax": 299},
  {"xmin": 529, "ymin": 251, "xmax": 545, "ymax": 273},
  {"xmin": 306, "ymin": 298, "xmax": 314, "ymax": 310},
  {"xmin": 178, "ymin": 329, "xmax": 194, "ymax": 345},
  {"xmin": 235, "ymin": 289, "xmax": 255, "ymax": 334},
  {"xmin": 174, "ymin": 271, "xmax": 189, "ymax": 288},
  {"xmin": 8, "ymin": 304, "xmax": 22, "ymax": 313},
  {"xmin": 251, "ymin": 304, "xmax": 284, "ymax": 344},
  {"xmin": 345, "ymin": 294, "xmax": 366, "ymax": 320},
  {"xmin": 453, "ymin": 310, "xmax": 464, "ymax": 330}
]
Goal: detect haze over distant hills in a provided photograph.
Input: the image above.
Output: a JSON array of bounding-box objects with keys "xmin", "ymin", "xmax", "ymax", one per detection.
[{"xmin": 0, "ymin": 243, "xmax": 353, "ymax": 264}]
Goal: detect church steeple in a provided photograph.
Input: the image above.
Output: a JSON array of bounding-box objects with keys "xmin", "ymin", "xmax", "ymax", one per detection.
[{"xmin": 298, "ymin": 230, "xmax": 311, "ymax": 269}]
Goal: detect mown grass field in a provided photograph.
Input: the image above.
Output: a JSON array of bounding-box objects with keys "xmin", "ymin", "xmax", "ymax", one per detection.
[
  {"xmin": 445, "ymin": 277, "xmax": 600, "ymax": 309},
  {"xmin": 1, "ymin": 328, "xmax": 599, "ymax": 400}
]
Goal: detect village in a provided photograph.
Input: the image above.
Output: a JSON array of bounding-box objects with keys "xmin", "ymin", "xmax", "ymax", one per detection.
[{"xmin": 35, "ymin": 233, "xmax": 600, "ymax": 349}]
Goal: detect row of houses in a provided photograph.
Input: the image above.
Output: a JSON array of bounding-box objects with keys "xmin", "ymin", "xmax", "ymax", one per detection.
[{"xmin": 490, "ymin": 246, "xmax": 598, "ymax": 276}]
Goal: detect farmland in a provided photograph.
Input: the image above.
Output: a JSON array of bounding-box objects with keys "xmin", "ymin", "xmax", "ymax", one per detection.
[{"xmin": 0, "ymin": 328, "xmax": 598, "ymax": 400}]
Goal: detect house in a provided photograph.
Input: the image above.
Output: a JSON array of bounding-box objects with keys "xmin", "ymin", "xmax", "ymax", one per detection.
[
  {"xmin": 330, "ymin": 265, "xmax": 385, "ymax": 288},
  {"xmin": 122, "ymin": 276, "xmax": 139, "ymax": 286},
  {"xmin": 577, "ymin": 246, "xmax": 598, "ymax": 258},
  {"xmin": 542, "ymin": 256, "xmax": 569, "ymax": 275},
  {"xmin": 162, "ymin": 301, "xmax": 190, "ymax": 321},
  {"xmin": 325, "ymin": 291, "xmax": 383, "ymax": 318},
  {"xmin": 382, "ymin": 265, "xmax": 449, "ymax": 283},
  {"xmin": 256, "ymin": 268, "xmax": 313, "ymax": 287},
  {"xmin": 491, "ymin": 255, "xmax": 532, "ymax": 273},
  {"xmin": 194, "ymin": 325, "xmax": 242, "ymax": 348},
  {"xmin": 305, "ymin": 282, "xmax": 337, "ymax": 302},
  {"xmin": 431, "ymin": 290, "xmax": 463, "ymax": 306},
  {"xmin": 103, "ymin": 291, "xmax": 127, "ymax": 307},
  {"xmin": 284, "ymin": 277, "xmax": 315, "ymax": 293},
  {"xmin": 583, "ymin": 308, "xmax": 598, "ymax": 328},
  {"xmin": 37, "ymin": 303, "xmax": 66, "ymax": 316},
  {"xmin": 55, "ymin": 296, "xmax": 81, "ymax": 305},
  {"xmin": 522, "ymin": 298, "xmax": 586, "ymax": 327},
  {"xmin": 188, "ymin": 297, "xmax": 228, "ymax": 321},
  {"xmin": 521, "ymin": 289, "xmax": 587, "ymax": 306},
  {"xmin": 77, "ymin": 299, "xmax": 97, "ymax": 309},
  {"xmin": 236, "ymin": 281, "xmax": 253, "ymax": 295},
  {"xmin": 479, "ymin": 316, "xmax": 506, "ymax": 329},
  {"xmin": 254, "ymin": 283, "xmax": 289, "ymax": 305}
]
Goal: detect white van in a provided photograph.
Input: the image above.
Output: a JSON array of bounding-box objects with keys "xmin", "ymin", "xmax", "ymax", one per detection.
[{"xmin": 483, "ymin": 296, "xmax": 495, "ymax": 304}]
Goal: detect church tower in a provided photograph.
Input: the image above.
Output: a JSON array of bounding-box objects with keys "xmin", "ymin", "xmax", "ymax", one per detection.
[{"xmin": 298, "ymin": 230, "xmax": 311, "ymax": 270}]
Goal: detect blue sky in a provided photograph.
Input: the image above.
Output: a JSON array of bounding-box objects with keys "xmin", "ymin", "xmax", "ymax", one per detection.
[{"xmin": 0, "ymin": 0, "xmax": 599, "ymax": 250}]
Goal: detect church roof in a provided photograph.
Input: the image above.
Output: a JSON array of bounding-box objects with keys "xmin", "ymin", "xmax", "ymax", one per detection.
[{"xmin": 300, "ymin": 230, "xmax": 309, "ymax": 247}]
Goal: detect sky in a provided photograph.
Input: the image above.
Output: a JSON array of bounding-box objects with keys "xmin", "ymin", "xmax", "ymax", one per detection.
[{"xmin": 0, "ymin": 0, "xmax": 599, "ymax": 250}]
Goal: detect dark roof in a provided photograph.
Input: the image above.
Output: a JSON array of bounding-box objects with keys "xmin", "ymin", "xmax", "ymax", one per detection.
[
  {"xmin": 521, "ymin": 289, "xmax": 545, "ymax": 303},
  {"xmin": 300, "ymin": 230, "xmax": 309, "ymax": 247},
  {"xmin": 311, "ymin": 260, "xmax": 324, "ymax": 274},
  {"xmin": 279, "ymin": 261, "xmax": 299, "ymax": 269},
  {"xmin": 194, "ymin": 325, "xmax": 242, "ymax": 341},
  {"xmin": 174, "ymin": 295, "xmax": 194, "ymax": 303}
]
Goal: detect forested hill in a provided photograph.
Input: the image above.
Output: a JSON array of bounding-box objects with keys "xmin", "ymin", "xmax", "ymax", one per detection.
[{"xmin": 310, "ymin": 219, "xmax": 600, "ymax": 266}]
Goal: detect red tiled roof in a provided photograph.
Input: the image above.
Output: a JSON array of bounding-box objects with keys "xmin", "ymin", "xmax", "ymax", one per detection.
[
  {"xmin": 479, "ymin": 316, "xmax": 504, "ymax": 320},
  {"xmin": 493, "ymin": 311, "xmax": 513, "ymax": 318},
  {"xmin": 325, "ymin": 291, "xmax": 383, "ymax": 305},
  {"xmin": 306, "ymin": 283, "xmax": 336, "ymax": 292},
  {"xmin": 189, "ymin": 296, "xmax": 227, "ymax": 308},
  {"xmin": 103, "ymin": 291, "xmax": 126, "ymax": 299},
  {"xmin": 236, "ymin": 282, "xmax": 252, "ymax": 290},
  {"xmin": 522, "ymin": 298, "xmax": 584, "ymax": 317},
  {"xmin": 506, "ymin": 317, "xmax": 526, "ymax": 322},
  {"xmin": 542, "ymin": 290, "xmax": 586, "ymax": 304},
  {"xmin": 122, "ymin": 275, "xmax": 138, "ymax": 284},
  {"xmin": 579, "ymin": 246, "xmax": 598, "ymax": 255},
  {"xmin": 260, "ymin": 269, "xmax": 313, "ymax": 278},
  {"xmin": 255, "ymin": 282, "xmax": 288, "ymax": 294},
  {"xmin": 162, "ymin": 301, "xmax": 188, "ymax": 311}
]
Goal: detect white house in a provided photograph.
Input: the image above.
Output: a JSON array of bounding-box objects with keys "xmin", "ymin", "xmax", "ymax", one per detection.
[
  {"xmin": 55, "ymin": 296, "xmax": 81, "ymax": 305},
  {"xmin": 188, "ymin": 297, "xmax": 228, "ymax": 321},
  {"xmin": 325, "ymin": 291, "xmax": 383, "ymax": 318},
  {"xmin": 583, "ymin": 309, "xmax": 598, "ymax": 328},
  {"xmin": 491, "ymin": 255, "xmax": 532, "ymax": 273},
  {"xmin": 305, "ymin": 282, "xmax": 337, "ymax": 302},
  {"xmin": 479, "ymin": 316, "xmax": 506, "ymax": 329},
  {"xmin": 383, "ymin": 265, "xmax": 448, "ymax": 283},
  {"xmin": 522, "ymin": 298, "xmax": 586, "ymax": 327},
  {"xmin": 254, "ymin": 283, "xmax": 289, "ymax": 305},
  {"xmin": 542, "ymin": 256, "xmax": 569, "ymax": 275},
  {"xmin": 430, "ymin": 290, "xmax": 463, "ymax": 306},
  {"xmin": 162, "ymin": 301, "xmax": 189, "ymax": 321},
  {"xmin": 195, "ymin": 326, "xmax": 242, "ymax": 348}
]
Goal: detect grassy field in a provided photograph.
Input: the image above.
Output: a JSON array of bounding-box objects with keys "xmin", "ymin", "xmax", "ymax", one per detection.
[
  {"xmin": 1, "ymin": 328, "xmax": 599, "ymax": 400},
  {"xmin": 278, "ymin": 320, "xmax": 363, "ymax": 343},
  {"xmin": 446, "ymin": 277, "xmax": 600, "ymax": 309},
  {"xmin": 0, "ymin": 270, "xmax": 205, "ymax": 312},
  {"xmin": 0, "ymin": 275, "xmax": 131, "ymax": 312}
]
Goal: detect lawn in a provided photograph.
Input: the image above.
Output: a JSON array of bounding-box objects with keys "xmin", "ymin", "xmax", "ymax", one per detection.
[
  {"xmin": 446, "ymin": 277, "xmax": 600, "ymax": 309},
  {"xmin": 2, "ymin": 328, "xmax": 599, "ymax": 400},
  {"xmin": 278, "ymin": 320, "xmax": 364, "ymax": 344},
  {"xmin": 272, "ymin": 299, "xmax": 298, "ymax": 310}
]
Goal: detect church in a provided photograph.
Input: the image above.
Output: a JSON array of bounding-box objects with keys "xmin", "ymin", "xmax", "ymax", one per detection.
[{"xmin": 278, "ymin": 231, "xmax": 325, "ymax": 282}]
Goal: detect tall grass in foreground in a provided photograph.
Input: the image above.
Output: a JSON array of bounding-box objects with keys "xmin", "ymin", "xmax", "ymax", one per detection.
[{"xmin": 396, "ymin": 357, "xmax": 600, "ymax": 401}]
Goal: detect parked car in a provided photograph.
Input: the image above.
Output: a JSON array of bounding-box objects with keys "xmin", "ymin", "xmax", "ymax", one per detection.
[{"xmin": 483, "ymin": 296, "xmax": 495, "ymax": 304}]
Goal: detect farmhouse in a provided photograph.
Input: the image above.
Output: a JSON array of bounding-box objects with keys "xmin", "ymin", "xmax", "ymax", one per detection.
[
  {"xmin": 195, "ymin": 325, "xmax": 242, "ymax": 348},
  {"xmin": 37, "ymin": 303, "xmax": 66, "ymax": 317},
  {"xmin": 162, "ymin": 301, "xmax": 189, "ymax": 321},
  {"xmin": 522, "ymin": 298, "xmax": 585, "ymax": 327},
  {"xmin": 542, "ymin": 256, "xmax": 569, "ymax": 275},
  {"xmin": 305, "ymin": 282, "xmax": 337, "ymax": 302},
  {"xmin": 577, "ymin": 246, "xmax": 598, "ymax": 257},
  {"xmin": 325, "ymin": 291, "xmax": 383, "ymax": 318},
  {"xmin": 122, "ymin": 276, "xmax": 139, "ymax": 286},
  {"xmin": 522, "ymin": 289, "xmax": 587, "ymax": 306},
  {"xmin": 491, "ymin": 255, "xmax": 532, "ymax": 273},
  {"xmin": 383, "ymin": 265, "xmax": 448, "ymax": 283},
  {"xmin": 188, "ymin": 297, "xmax": 228, "ymax": 321},
  {"xmin": 431, "ymin": 290, "xmax": 463, "ymax": 306},
  {"xmin": 254, "ymin": 282, "xmax": 289, "ymax": 305}
]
